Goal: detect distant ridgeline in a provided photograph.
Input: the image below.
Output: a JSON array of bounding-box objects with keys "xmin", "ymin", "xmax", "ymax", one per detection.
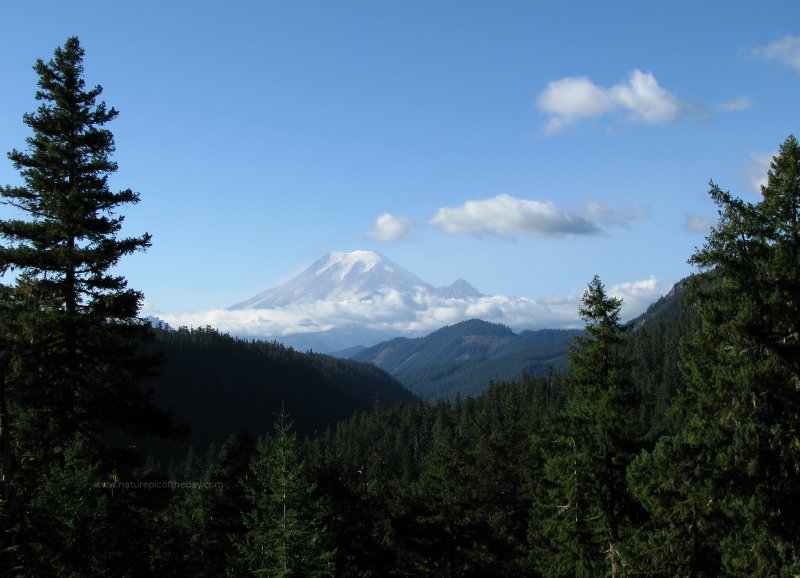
[
  {"xmin": 350, "ymin": 319, "xmax": 582, "ymax": 399},
  {"xmin": 350, "ymin": 280, "xmax": 693, "ymax": 424}
]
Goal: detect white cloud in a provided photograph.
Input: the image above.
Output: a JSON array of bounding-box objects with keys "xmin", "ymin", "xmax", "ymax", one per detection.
[
  {"xmin": 364, "ymin": 212, "xmax": 414, "ymax": 242},
  {"xmin": 537, "ymin": 76, "xmax": 616, "ymax": 133},
  {"xmin": 611, "ymin": 70, "xmax": 681, "ymax": 123},
  {"xmin": 429, "ymin": 194, "xmax": 600, "ymax": 238},
  {"xmin": 718, "ymin": 96, "xmax": 752, "ymax": 111},
  {"xmin": 155, "ymin": 276, "xmax": 669, "ymax": 341},
  {"xmin": 537, "ymin": 69, "xmax": 686, "ymax": 134},
  {"xmin": 744, "ymin": 152, "xmax": 774, "ymax": 192},
  {"xmin": 683, "ymin": 213, "xmax": 714, "ymax": 235},
  {"xmin": 750, "ymin": 35, "xmax": 800, "ymax": 71},
  {"xmin": 609, "ymin": 276, "xmax": 666, "ymax": 318}
]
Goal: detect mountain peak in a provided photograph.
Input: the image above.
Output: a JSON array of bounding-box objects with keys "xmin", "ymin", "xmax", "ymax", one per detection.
[
  {"xmin": 435, "ymin": 278, "xmax": 484, "ymax": 299},
  {"xmin": 228, "ymin": 250, "xmax": 432, "ymax": 310},
  {"xmin": 316, "ymin": 250, "xmax": 386, "ymax": 280}
]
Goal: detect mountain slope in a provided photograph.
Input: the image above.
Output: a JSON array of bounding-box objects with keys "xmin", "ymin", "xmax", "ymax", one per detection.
[
  {"xmin": 624, "ymin": 277, "xmax": 695, "ymax": 432},
  {"xmin": 141, "ymin": 326, "xmax": 414, "ymax": 460},
  {"xmin": 354, "ymin": 319, "xmax": 515, "ymax": 374},
  {"xmin": 351, "ymin": 319, "xmax": 581, "ymax": 399},
  {"xmin": 229, "ymin": 250, "xmax": 483, "ymax": 309},
  {"xmin": 223, "ymin": 250, "xmax": 492, "ymax": 351},
  {"xmin": 349, "ymin": 279, "xmax": 694, "ymax": 402}
]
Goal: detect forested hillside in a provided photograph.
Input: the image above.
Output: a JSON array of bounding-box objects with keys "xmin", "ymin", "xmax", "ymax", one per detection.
[
  {"xmin": 137, "ymin": 277, "xmax": 691, "ymax": 465},
  {"xmin": 624, "ymin": 278, "xmax": 694, "ymax": 433},
  {"xmin": 350, "ymin": 289, "xmax": 692, "ymax": 409},
  {"xmin": 140, "ymin": 326, "xmax": 414, "ymax": 460},
  {"xmin": 352, "ymin": 319, "xmax": 581, "ymax": 398}
]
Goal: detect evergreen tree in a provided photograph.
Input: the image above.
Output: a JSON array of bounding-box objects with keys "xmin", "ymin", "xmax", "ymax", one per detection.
[
  {"xmin": 14, "ymin": 434, "xmax": 166, "ymax": 577},
  {"xmin": 305, "ymin": 433, "xmax": 384, "ymax": 577},
  {"xmin": 233, "ymin": 412, "xmax": 333, "ymax": 577},
  {"xmin": 177, "ymin": 431, "xmax": 256, "ymax": 578},
  {"xmin": 0, "ymin": 35, "xmax": 172, "ymax": 442},
  {"xmin": 469, "ymin": 381, "xmax": 539, "ymax": 576},
  {"xmin": 0, "ymin": 37, "xmax": 176, "ymax": 573},
  {"xmin": 405, "ymin": 425, "xmax": 488, "ymax": 577},
  {"xmin": 535, "ymin": 276, "xmax": 641, "ymax": 577},
  {"xmin": 628, "ymin": 136, "xmax": 800, "ymax": 576}
]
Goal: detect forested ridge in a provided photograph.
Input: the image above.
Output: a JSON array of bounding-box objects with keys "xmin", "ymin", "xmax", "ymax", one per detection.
[
  {"xmin": 351, "ymin": 320, "xmax": 581, "ymax": 399},
  {"xmin": 138, "ymin": 325, "xmax": 414, "ymax": 461},
  {"xmin": 1, "ymin": 38, "xmax": 799, "ymax": 577}
]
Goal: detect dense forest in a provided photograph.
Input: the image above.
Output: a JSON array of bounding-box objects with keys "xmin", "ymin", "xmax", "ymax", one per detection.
[
  {"xmin": 1, "ymin": 38, "xmax": 799, "ymax": 577},
  {"xmin": 139, "ymin": 326, "xmax": 414, "ymax": 461}
]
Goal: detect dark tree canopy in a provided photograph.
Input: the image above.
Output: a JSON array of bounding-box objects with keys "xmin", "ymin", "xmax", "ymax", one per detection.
[
  {"xmin": 628, "ymin": 136, "xmax": 800, "ymax": 576},
  {"xmin": 0, "ymin": 37, "xmax": 177, "ymax": 576},
  {"xmin": 0, "ymin": 36, "xmax": 173, "ymax": 447},
  {"xmin": 535, "ymin": 276, "xmax": 641, "ymax": 577}
]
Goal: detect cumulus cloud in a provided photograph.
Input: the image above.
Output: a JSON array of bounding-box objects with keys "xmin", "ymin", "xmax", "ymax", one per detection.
[
  {"xmin": 608, "ymin": 276, "xmax": 665, "ymax": 318},
  {"xmin": 537, "ymin": 69, "xmax": 685, "ymax": 134},
  {"xmin": 537, "ymin": 76, "xmax": 617, "ymax": 134},
  {"xmin": 718, "ymin": 96, "xmax": 752, "ymax": 111},
  {"xmin": 750, "ymin": 35, "xmax": 800, "ymax": 71},
  {"xmin": 611, "ymin": 70, "xmax": 681, "ymax": 123},
  {"xmin": 429, "ymin": 194, "xmax": 600, "ymax": 238},
  {"xmin": 155, "ymin": 276, "xmax": 669, "ymax": 341},
  {"xmin": 364, "ymin": 212, "xmax": 414, "ymax": 242}
]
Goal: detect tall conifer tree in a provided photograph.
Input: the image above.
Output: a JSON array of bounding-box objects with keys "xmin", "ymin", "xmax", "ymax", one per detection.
[
  {"xmin": 234, "ymin": 412, "xmax": 333, "ymax": 577},
  {"xmin": 0, "ymin": 37, "xmax": 176, "ymax": 574},
  {"xmin": 628, "ymin": 136, "xmax": 800, "ymax": 576},
  {"xmin": 0, "ymin": 35, "xmax": 176, "ymax": 455},
  {"xmin": 535, "ymin": 276, "xmax": 640, "ymax": 577}
]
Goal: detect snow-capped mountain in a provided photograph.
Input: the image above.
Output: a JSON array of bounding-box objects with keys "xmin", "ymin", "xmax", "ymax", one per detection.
[
  {"xmin": 229, "ymin": 250, "xmax": 483, "ymax": 310},
  {"xmin": 154, "ymin": 249, "xmax": 664, "ymax": 352}
]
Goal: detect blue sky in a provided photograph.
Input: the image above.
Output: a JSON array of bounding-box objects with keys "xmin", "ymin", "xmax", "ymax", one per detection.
[{"xmin": 2, "ymin": 1, "xmax": 800, "ymax": 333}]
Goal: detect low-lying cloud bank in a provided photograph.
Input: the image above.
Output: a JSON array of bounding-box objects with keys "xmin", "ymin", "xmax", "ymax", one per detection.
[{"xmin": 154, "ymin": 276, "xmax": 669, "ymax": 342}]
